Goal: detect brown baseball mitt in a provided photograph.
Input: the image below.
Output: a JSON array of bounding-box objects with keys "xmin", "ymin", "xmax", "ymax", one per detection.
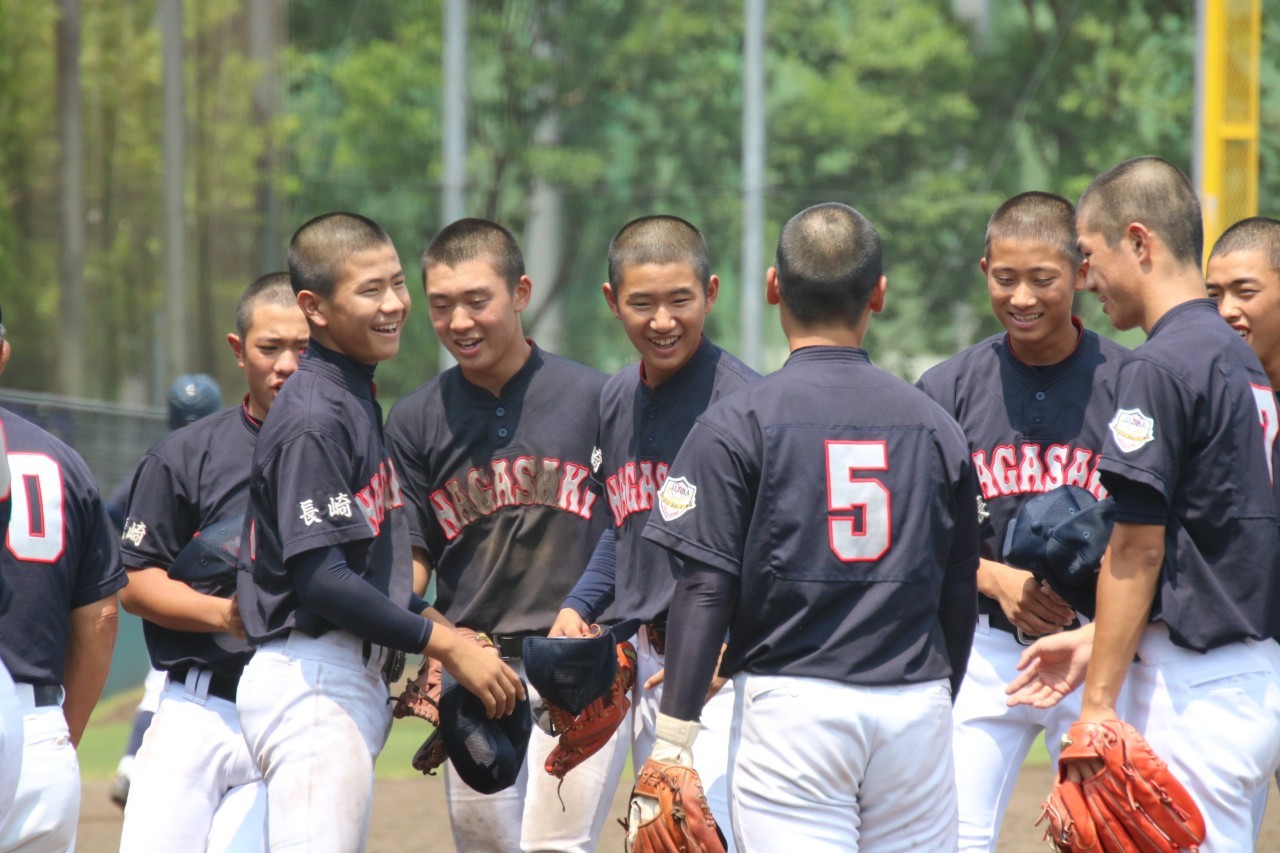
[
  {"xmin": 1039, "ymin": 719, "xmax": 1205, "ymax": 852},
  {"xmin": 625, "ymin": 757, "xmax": 726, "ymax": 853},
  {"xmin": 393, "ymin": 627, "xmax": 494, "ymax": 725},
  {"xmin": 394, "ymin": 627, "xmax": 495, "ymax": 774},
  {"xmin": 545, "ymin": 641, "xmax": 637, "ymax": 779}
]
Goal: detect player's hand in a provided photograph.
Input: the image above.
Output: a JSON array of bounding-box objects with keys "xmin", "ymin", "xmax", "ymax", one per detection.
[
  {"xmin": 430, "ymin": 628, "xmax": 525, "ymax": 719},
  {"xmin": 984, "ymin": 562, "xmax": 1075, "ymax": 635},
  {"xmin": 1005, "ymin": 624, "xmax": 1094, "ymax": 709},
  {"xmin": 644, "ymin": 667, "xmax": 665, "ymax": 690},
  {"xmin": 223, "ymin": 593, "xmax": 247, "ymax": 640},
  {"xmin": 548, "ymin": 607, "xmax": 592, "ymax": 638},
  {"xmin": 704, "ymin": 643, "xmax": 730, "ymax": 702},
  {"xmin": 1058, "ymin": 707, "xmax": 1118, "ymax": 781}
]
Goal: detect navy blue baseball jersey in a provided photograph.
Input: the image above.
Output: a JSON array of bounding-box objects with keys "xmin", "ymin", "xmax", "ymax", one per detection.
[
  {"xmin": 386, "ymin": 345, "xmax": 608, "ymax": 634},
  {"xmin": 120, "ymin": 404, "xmax": 259, "ymax": 678},
  {"xmin": 594, "ymin": 336, "xmax": 758, "ymax": 623},
  {"xmin": 1097, "ymin": 299, "xmax": 1280, "ymax": 651},
  {"xmin": 916, "ymin": 322, "xmax": 1128, "ymax": 619},
  {"xmin": 0, "ymin": 408, "xmax": 126, "ymax": 685},
  {"xmin": 237, "ymin": 340, "xmax": 413, "ymax": 643},
  {"xmin": 643, "ymin": 347, "xmax": 980, "ymax": 684}
]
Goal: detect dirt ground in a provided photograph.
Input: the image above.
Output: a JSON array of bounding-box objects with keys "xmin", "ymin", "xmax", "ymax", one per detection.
[{"xmin": 78, "ymin": 764, "xmax": 1280, "ymax": 852}]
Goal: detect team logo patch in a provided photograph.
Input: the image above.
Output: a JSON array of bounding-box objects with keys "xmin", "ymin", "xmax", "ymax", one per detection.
[
  {"xmin": 1109, "ymin": 408, "xmax": 1155, "ymax": 453},
  {"xmin": 121, "ymin": 519, "xmax": 147, "ymax": 548},
  {"xmin": 657, "ymin": 476, "xmax": 697, "ymax": 522},
  {"xmin": 590, "ymin": 446, "xmax": 603, "ymax": 475}
]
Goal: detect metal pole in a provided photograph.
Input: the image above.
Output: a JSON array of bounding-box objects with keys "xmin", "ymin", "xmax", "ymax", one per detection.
[
  {"xmin": 740, "ymin": 0, "xmax": 766, "ymax": 370},
  {"xmin": 438, "ymin": 0, "xmax": 467, "ymax": 370},
  {"xmin": 56, "ymin": 0, "xmax": 85, "ymax": 396},
  {"xmin": 162, "ymin": 0, "xmax": 187, "ymax": 387}
]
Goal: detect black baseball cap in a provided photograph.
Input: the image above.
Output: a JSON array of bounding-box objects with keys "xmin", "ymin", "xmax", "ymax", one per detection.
[
  {"xmin": 523, "ymin": 619, "xmax": 639, "ymax": 716},
  {"xmin": 438, "ymin": 671, "xmax": 532, "ymax": 795}
]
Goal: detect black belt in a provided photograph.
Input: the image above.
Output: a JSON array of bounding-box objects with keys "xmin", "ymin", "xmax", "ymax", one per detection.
[
  {"xmin": 169, "ymin": 666, "xmax": 240, "ymax": 702},
  {"xmin": 490, "ymin": 632, "xmax": 538, "ymax": 661},
  {"xmin": 18, "ymin": 682, "xmax": 61, "ymax": 707},
  {"xmin": 362, "ymin": 641, "xmax": 406, "ymax": 685}
]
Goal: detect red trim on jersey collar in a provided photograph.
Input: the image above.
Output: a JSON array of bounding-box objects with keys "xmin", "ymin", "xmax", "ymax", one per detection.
[
  {"xmin": 1004, "ymin": 316, "xmax": 1084, "ymax": 369},
  {"xmin": 240, "ymin": 396, "xmax": 262, "ymax": 427}
]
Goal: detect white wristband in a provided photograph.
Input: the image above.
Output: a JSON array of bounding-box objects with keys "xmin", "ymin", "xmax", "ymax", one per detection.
[{"xmin": 652, "ymin": 713, "xmax": 700, "ymax": 766}]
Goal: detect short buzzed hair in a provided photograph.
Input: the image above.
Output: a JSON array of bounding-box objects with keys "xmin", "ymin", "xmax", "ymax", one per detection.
[
  {"xmin": 1209, "ymin": 216, "xmax": 1280, "ymax": 273},
  {"xmin": 607, "ymin": 215, "xmax": 711, "ymax": 293},
  {"xmin": 422, "ymin": 218, "xmax": 525, "ymax": 290},
  {"xmin": 288, "ymin": 212, "xmax": 393, "ymax": 298},
  {"xmin": 775, "ymin": 203, "xmax": 882, "ymax": 326},
  {"xmin": 235, "ymin": 272, "xmax": 297, "ymax": 339},
  {"xmin": 986, "ymin": 192, "xmax": 1079, "ymax": 264},
  {"xmin": 1078, "ymin": 156, "xmax": 1203, "ymax": 266}
]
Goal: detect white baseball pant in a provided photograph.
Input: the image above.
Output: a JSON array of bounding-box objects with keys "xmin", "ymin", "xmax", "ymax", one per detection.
[
  {"xmin": 1120, "ymin": 622, "xmax": 1280, "ymax": 852},
  {"xmin": 951, "ymin": 615, "xmax": 1081, "ymax": 851},
  {"xmin": 236, "ymin": 630, "xmax": 394, "ymax": 852},
  {"xmin": 631, "ymin": 628, "xmax": 737, "ymax": 853},
  {"xmin": 0, "ymin": 686, "xmax": 80, "ymax": 853},
  {"xmin": 0, "ymin": 662, "xmax": 20, "ymax": 820},
  {"xmin": 444, "ymin": 657, "xmax": 632, "ymax": 853},
  {"xmin": 120, "ymin": 672, "xmax": 266, "ymax": 852},
  {"xmin": 728, "ymin": 673, "xmax": 956, "ymax": 853}
]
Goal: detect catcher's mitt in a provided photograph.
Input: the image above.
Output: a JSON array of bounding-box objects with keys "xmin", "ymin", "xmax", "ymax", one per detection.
[
  {"xmin": 545, "ymin": 641, "xmax": 637, "ymax": 779},
  {"xmin": 625, "ymin": 757, "xmax": 726, "ymax": 853},
  {"xmin": 1040, "ymin": 719, "xmax": 1205, "ymax": 852}
]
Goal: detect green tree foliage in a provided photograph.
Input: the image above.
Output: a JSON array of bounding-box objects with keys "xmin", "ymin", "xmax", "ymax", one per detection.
[{"xmin": 0, "ymin": 0, "xmax": 1273, "ymax": 401}]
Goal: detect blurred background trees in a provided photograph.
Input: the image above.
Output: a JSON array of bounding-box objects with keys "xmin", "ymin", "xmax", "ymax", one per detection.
[{"xmin": 0, "ymin": 0, "xmax": 1269, "ymax": 402}]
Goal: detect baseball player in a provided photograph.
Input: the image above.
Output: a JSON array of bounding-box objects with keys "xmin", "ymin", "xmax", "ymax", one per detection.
[
  {"xmin": 109, "ymin": 373, "xmax": 224, "ymax": 809},
  {"xmin": 0, "ymin": 423, "xmax": 19, "ymax": 819},
  {"xmin": 0, "ymin": 305, "xmax": 127, "ymax": 852},
  {"xmin": 116, "ymin": 274, "xmax": 308, "ymax": 852},
  {"xmin": 235, "ymin": 212, "xmax": 522, "ymax": 851},
  {"xmin": 1007, "ymin": 157, "xmax": 1280, "ymax": 846},
  {"xmin": 1206, "ymin": 216, "xmax": 1280, "ymax": 393},
  {"xmin": 639, "ymin": 202, "xmax": 979, "ymax": 849},
  {"xmin": 916, "ymin": 191, "xmax": 1127, "ymax": 851},
  {"xmin": 550, "ymin": 214, "xmax": 758, "ymax": 846},
  {"xmin": 385, "ymin": 217, "xmax": 623, "ymax": 852}
]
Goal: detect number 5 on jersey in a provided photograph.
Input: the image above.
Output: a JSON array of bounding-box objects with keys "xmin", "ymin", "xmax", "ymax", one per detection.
[{"xmin": 826, "ymin": 440, "xmax": 891, "ymax": 562}]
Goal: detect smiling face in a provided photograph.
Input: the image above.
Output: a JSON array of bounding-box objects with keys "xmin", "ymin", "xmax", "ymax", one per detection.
[
  {"xmin": 982, "ymin": 237, "xmax": 1081, "ymax": 366},
  {"xmin": 1076, "ymin": 214, "xmax": 1144, "ymax": 332},
  {"xmin": 1207, "ymin": 248, "xmax": 1280, "ymax": 383},
  {"xmin": 304, "ymin": 243, "xmax": 409, "ymax": 365},
  {"xmin": 425, "ymin": 257, "xmax": 531, "ymax": 394},
  {"xmin": 603, "ymin": 262, "xmax": 718, "ymax": 388},
  {"xmin": 230, "ymin": 300, "xmax": 310, "ymax": 421}
]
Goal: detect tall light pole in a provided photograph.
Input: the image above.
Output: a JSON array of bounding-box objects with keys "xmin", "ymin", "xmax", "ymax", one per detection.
[
  {"xmin": 740, "ymin": 0, "xmax": 766, "ymax": 370},
  {"xmin": 439, "ymin": 0, "xmax": 467, "ymax": 370},
  {"xmin": 162, "ymin": 0, "xmax": 187, "ymax": 387}
]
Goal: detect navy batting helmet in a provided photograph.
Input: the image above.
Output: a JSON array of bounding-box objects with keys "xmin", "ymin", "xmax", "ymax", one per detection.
[{"xmin": 168, "ymin": 374, "xmax": 223, "ymax": 430}]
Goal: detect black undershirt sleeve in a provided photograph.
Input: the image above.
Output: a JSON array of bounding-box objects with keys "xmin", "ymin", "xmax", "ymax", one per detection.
[
  {"xmin": 290, "ymin": 545, "xmax": 433, "ymax": 654},
  {"xmin": 1100, "ymin": 473, "xmax": 1169, "ymax": 525},
  {"xmin": 939, "ymin": 573, "xmax": 977, "ymax": 700},
  {"xmin": 657, "ymin": 558, "xmax": 738, "ymax": 723}
]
